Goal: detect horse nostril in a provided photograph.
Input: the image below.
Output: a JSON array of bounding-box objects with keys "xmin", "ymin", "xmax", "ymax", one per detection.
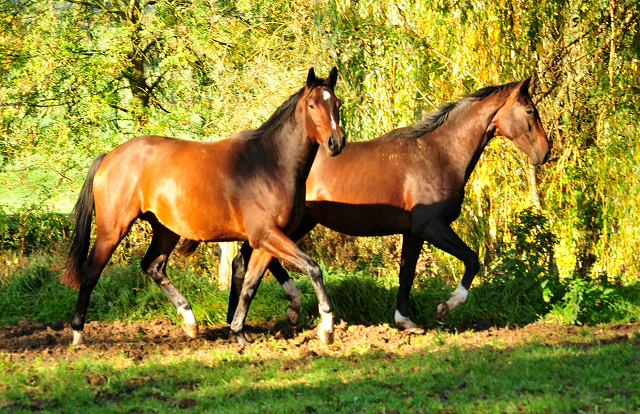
[
  {"xmin": 543, "ymin": 151, "xmax": 550, "ymax": 164},
  {"xmin": 328, "ymin": 136, "xmax": 337, "ymax": 151}
]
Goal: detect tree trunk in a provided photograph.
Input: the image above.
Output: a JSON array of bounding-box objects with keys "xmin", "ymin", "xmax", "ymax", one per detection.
[
  {"xmin": 526, "ymin": 164, "xmax": 540, "ymax": 209},
  {"xmin": 125, "ymin": 0, "xmax": 149, "ymax": 125}
]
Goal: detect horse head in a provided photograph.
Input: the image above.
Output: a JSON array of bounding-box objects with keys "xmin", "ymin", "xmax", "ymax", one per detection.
[
  {"xmin": 304, "ymin": 67, "xmax": 345, "ymax": 157},
  {"xmin": 491, "ymin": 77, "xmax": 550, "ymax": 165}
]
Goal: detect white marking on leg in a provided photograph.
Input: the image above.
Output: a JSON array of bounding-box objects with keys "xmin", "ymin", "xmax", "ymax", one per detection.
[
  {"xmin": 283, "ymin": 279, "xmax": 302, "ymax": 324},
  {"xmin": 323, "ymin": 90, "xmax": 331, "ymax": 100},
  {"xmin": 178, "ymin": 306, "xmax": 198, "ymax": 338},
  {"xmin": 73, "ymin": 330, "xmax": 85, "ymax": 346},
  {"xmin": 394, "ymin": 310, "xmax": 420, "ymax": 330},
  {"xmin": 178, "ymin": 307, "xmax": 196, "ymax": 325},
  {"xmin": 318, "ymin": 308, "xmax": 335, "ymax": 344},
  {"xmin": 282, "ymin": 279, "xmax": 302, "ymax": 303},
  {"xmin": 446, "ymin": 283, "xmax": 469, "ymax": 311}
]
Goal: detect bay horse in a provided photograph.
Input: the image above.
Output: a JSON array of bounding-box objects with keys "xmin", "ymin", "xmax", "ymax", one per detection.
[
  {"xmin": 60, "ymin": 68, "xmax": 345, "ymax": 347},
  {"xmin": 225, "ymin": 78, "xmax": 550, "ymax": 329}
]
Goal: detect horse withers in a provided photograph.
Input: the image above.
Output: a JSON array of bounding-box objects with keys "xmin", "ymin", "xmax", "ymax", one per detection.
[
  {"xmin": 60, "ymin": 68, "xmax": 345, "ymax": 347},
  {"xmin": 229, "ymin": 77, "xmax": 551, "ymax": 330}
]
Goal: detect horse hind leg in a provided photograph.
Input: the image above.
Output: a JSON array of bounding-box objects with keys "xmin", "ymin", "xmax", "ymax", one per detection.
[
  {"xmin": 413, "ymin": 217, "xmax": 479, "ymax": 319},
  {"xmin": 141, "ymin": 222, "xmax": 197, "ymax": 339},
  {"xmin": 230, "ymin": 242, "xmax": 303, "ymax": 325},
  {"xmin": 72, "ymin": 230, "xmax": 125, "ymax": 346}
]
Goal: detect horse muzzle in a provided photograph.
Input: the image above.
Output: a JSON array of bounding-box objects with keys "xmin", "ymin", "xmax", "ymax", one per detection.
[{"xmin": 326, "ymin": 134, "xmax": 345, "ymax": 157}]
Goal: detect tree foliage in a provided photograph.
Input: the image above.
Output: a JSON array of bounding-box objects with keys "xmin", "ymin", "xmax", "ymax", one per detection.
[{"xmin": 1, "ymin": 0, "xmax": 640, "ymax": 282}]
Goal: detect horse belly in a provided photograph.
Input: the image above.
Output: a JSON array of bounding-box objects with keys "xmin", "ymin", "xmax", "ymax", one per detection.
[
  {"xmin": 147, "ymin": 183, "xmax": 248, "ymax": 242},
  {"xmin": 306, "ymin": 201, "xmax": 412, "ymax": 237}
]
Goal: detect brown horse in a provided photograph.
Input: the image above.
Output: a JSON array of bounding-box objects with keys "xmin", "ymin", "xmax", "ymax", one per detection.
[
  {"xmin": 226, "ymin": 78, "xmax": 550, "ymax": 329},
  {"xmin": 60, "ymin": 68, "xmax": 345, "ymax": 347}
]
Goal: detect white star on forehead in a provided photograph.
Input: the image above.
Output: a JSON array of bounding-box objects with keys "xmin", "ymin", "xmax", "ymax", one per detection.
[{"xmin": 323, "ymin": 91, "xmax": 331, "ymax": 100}]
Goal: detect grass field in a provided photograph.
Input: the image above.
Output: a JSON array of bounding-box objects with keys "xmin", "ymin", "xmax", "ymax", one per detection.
[
  {"xmin": 0, "ymin": 248, "xmax": 639, "ymax": 413},
  {"xmin": 1, "ymin": 319, "xmax": 639, "ymax": 414},
  {"xmin": 1, "ymin": 213, "xmax": 639, "ymax": 414}
]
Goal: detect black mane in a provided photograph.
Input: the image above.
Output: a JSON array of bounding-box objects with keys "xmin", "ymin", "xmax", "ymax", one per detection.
[
  {"xmin": 242, "ymin": 76, "xmax": 334, "ymax": 140},
  {"xmin": 383, "ymin": 81, "xmax": 519, "ymax": 141}
]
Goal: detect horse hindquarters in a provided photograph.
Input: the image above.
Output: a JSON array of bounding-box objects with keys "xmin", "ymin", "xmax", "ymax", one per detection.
[{"xmin": 69, "ymin": 156, "xmax": 144, "ymax": 345}]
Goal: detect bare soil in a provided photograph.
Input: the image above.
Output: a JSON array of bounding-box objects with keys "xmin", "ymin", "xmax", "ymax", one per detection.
[{"xmin": 1, "ymin": 318, "xmax": 639, "ymax": 362}]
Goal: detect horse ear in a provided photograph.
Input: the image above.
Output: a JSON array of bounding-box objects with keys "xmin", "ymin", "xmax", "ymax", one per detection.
[
  {"xmin": 307, "ymin": 68, "xmax": 316, "ymax": 87},
  {"xmin": 328, "ymin": 67, "xmax": 338, "ymax": 89},
  {"xmin": 519, "ymin": 76, "xmax": 532, "ymax": 94}
]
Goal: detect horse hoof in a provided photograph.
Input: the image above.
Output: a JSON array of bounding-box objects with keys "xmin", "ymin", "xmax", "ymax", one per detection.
[
  {"xmin": 233, "ymin": 331, "xmax": 251, "ymax": 347},
  {"xmin": 286, "ymin": 305, "xmax": 301, "ymax": 325},
  {"xmin": 318, "ymin": 327, "xmax": 335, "ymax": 345},
  {"xmin": 182, "ymin": 323, "xmax": 199, "ymax": 339},
  {"xmin": 72, "ymin": 330, "xmax": 85, "ymax": 346},
  {"xmin": 397, "ymin": 320, "xmax": 425, "ymax": 334},
  {"xmin": 434, "ymin": 301, "xmax": 449, "ymax": 319}
]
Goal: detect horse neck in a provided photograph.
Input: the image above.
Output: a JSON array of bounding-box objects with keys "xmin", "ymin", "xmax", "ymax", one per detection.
[
  {"xmin": 268, "ymin": 107, "xmax": 319, "ymax": 184},
  {"xmin": 429, "ymin": 95, "xmax": 505, "ymax": 186}
]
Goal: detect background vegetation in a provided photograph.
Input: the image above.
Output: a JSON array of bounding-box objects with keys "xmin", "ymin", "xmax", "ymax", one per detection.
[{"xmin": 1, "ymin": 0, "xmax": 639, "ymax": 328}]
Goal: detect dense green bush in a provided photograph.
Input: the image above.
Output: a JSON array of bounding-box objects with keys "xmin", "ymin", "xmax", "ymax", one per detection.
[{"xmin": 0, "ymin": 206, "xmax": 72, "ymax": 253}]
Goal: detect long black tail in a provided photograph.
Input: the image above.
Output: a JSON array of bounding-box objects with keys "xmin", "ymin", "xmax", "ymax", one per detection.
[{"xmin": 60, "ymin": 154, "xmax": 106, "ymax": 288}]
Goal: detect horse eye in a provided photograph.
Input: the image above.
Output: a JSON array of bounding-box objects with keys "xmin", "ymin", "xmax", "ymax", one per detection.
[
  {"xmin": 309, "ymin": 103, "xmax": 315, "ymax": 109},
  {"xmin": 526, "ymin": 108, "xmax": 533, "ymax": 115}
]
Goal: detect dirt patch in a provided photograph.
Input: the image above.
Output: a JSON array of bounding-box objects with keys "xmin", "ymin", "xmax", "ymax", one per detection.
[{"xmin": 1, "ymin": 318, "xmax": 639, "ymax": 362}]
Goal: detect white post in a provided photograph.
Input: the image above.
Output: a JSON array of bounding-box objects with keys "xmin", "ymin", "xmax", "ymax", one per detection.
[{"xmin": 217, "ymin": 242, "xmax": 239, "ymax": 291}]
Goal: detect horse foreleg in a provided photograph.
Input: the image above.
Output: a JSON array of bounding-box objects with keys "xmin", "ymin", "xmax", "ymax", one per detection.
[
  {"xmin": 141, "ymin": 224, "xmax": 195, "ymax": 338},
  {"xmin": 395, "ymin": 234, "xmax": 424, "ymax": 332},
  {"xmin": 272, "ymin": 218, "xmax": 317, "ymax": 324},
  {"xmin": 229, "ymin": 244, "xmax": 303, "ymax": 326},
  {"xmin": 415, "ymin": 220, "xmax": 479, "ymax": 319},
  {"xmin": 269, "ymin": 259, "xmax": 302, "ymax": 325},
  {"xmin": 252, "ymin": 228, "xmax": 334, "ymax": 344}
]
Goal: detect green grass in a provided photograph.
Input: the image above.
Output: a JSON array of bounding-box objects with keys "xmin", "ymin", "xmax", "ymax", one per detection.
[
  {"xmin": 1, "ymin": 329, "xmax": 639, "ymax": 413},
  {"xmin": 1, "ymin": 250, "xmax": 640, "ymax": 413},
  {"xmin": 1, "ymin": 251, "xmax": 640, "ymax": 331}
]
